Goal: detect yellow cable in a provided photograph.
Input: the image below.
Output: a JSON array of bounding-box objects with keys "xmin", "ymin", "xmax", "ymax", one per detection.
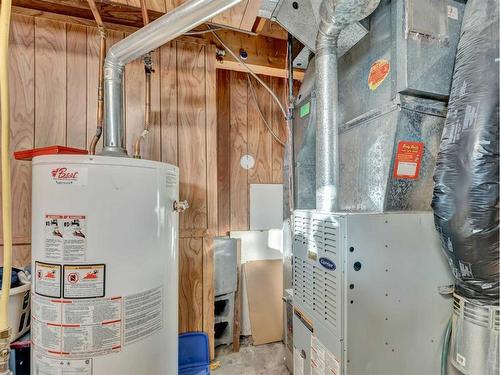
[{"xmin": 0, "ymin": 0, "xmax": 13, "ymax": 332}]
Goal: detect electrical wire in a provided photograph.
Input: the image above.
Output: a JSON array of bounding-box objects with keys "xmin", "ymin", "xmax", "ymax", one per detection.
[
  {"xmin": 441, "ymin": 317, "xmax": 453, "ymax": 375},
  {"xmin": 0, "ymin": 0, "xmax": 13, "ymax": 334},
  {"xmin": 247, "ymin": 75, "xmax": 287, "ymax": 148},
  {"xmin": 208, "ymin": 25, "xmax": 288, "ymax": 119},
  {"xmin": 185, "ymin": 27, "xmax": 223, "ymax": 35}
]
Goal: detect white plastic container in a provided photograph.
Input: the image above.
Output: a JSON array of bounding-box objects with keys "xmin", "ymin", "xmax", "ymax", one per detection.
[
  {"xmin": 8, "ymin": 282, "xmax": 31, "ymax": 342},
  {"xmin": 30, "ymin": 155, "xmax": 179, "ymax": 375}
]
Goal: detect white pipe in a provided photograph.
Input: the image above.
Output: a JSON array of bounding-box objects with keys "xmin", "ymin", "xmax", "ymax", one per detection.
[{"xmin": 102, "ymin": 0, "xmax": 243, "ymax": 156}]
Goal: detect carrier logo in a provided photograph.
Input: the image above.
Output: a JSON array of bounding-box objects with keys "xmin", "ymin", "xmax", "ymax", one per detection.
[
  {"xmin": 319, "ymin": 257, "xmax": 336, "ymax": 271},
  {"xmin": 50, "ymin": 167, "xmax": 87, "ymax": 186}
]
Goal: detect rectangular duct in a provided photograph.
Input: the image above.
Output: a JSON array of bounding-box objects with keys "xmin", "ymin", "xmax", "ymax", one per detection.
[{"xmin": 270, "ymin": 0, "xmax": 369, "ymax": 57}]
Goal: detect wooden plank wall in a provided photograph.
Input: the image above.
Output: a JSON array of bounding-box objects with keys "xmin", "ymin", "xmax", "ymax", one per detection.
[
  {"xmin": 216, "ymin": 70, "xmax": 290, "ymax": 235},
  {"xmin": 108, "ymin": 0, "xmax": 261, "ymax": 31},
  {"xmin": 0, "ymin": 14, "xmax": 218, "ymax": 348}
]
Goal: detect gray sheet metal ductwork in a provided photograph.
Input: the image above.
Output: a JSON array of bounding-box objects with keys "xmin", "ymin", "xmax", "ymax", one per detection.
[
  {"xmin": 101, "ymin": 0, "xmax": 242, "ymax": 156},
  {"xmin": 292, "ymin": 0, "xmax": 466, "ymax": 213},
  {"xmin": 315, "ymin": 0, "xmax": 380, "ymax": 211}
]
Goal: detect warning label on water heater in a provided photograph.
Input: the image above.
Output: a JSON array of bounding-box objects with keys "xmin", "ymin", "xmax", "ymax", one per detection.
[
  {"xmin": 33, "ymin": 350, "xmax": 93, "ymax": 374},
  {"xmin": 124, "ymin": 286, "xmax": 163, "ymax": 345},
  {"xmin": 35, "ymin": 262, "xmax": 62, "ymax": 298},
  {"xmin": 32, "ymin": 294, "xmax": 123, "ymax": 359},
  {"xmin": 45, "ymin": 215, "xmax": 87, "ymax": 262},
  {"xmin": 63, "ymin": 264, "xmax": 105, "ymax": 299}
]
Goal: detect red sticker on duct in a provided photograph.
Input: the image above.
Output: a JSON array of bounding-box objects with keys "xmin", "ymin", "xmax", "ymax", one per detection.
[
  {"xmin": 393, "ymin": 141, "xmax": 424, "ymax": 180},
  {"xmin": 368, "ymin": 59, "xmax": 390, "ymax": 91}
]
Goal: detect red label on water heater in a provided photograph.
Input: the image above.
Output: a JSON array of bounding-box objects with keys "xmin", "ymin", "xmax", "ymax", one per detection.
[{"xmin": 393, "ymin": 141, "xmax": 424, "ymax": 180}]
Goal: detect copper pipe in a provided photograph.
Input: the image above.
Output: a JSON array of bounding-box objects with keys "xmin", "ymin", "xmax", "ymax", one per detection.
[
  {"xmin": 88, "ymin": 0, "xmax": 106, "ymax": 155},
  {"xmin": 87, "ymin": 0, "xmax": 104, "ymax": 28},
  {"xmin": 133, "ymin": 0, "xmax": 153, "ymax": 159}
]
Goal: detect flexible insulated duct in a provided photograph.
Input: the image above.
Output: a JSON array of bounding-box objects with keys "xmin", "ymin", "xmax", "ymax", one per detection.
[
  {"xmin": 315, "ymin": 0, "xmax": 380, "ymax": 211},
  {"xmin": 102, "ymin": 0, "xmax": 242, "ymax": 156},
  {"xmin": 432, "ymin": 0, "xmax": 499, "ymax": 305}
]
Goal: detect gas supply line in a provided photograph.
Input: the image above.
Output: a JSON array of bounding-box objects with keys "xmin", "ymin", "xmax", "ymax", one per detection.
[{"xmin": 133, "ymin": 0, "xmax": 155, "ymax": 159}]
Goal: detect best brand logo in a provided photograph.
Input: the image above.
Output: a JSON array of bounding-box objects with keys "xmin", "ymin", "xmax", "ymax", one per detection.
[{"xmin": 51, "ymin": 167, "xmax": 79, "ymax": 184}]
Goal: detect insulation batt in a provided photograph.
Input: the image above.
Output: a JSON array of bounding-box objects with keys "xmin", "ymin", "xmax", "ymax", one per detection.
[{"xmin": 432, "ymin": 0, "xmax": 499, "ymax": 305}]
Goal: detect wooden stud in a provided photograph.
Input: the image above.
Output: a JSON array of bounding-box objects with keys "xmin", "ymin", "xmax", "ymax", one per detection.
[
  {"xmin": 202, "ymin": 236, "xmax": 215, "ymax": 360},
  {"xmin": 206, "ymin": 44, "xmax": 218, "ymax": 235},
  {"xmin": 216, "ymin": 69, "xmax": 231, "ymax": 236}
]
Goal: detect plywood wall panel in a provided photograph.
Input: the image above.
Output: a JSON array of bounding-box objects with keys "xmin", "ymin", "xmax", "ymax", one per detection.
[
  {"xmin": 179, "ymin": 237, "xmax": 203, "ymax": 333},
  {"xmin": 85, "ymin": 26, "xmax": 99, "ymax": 151},
  {"xmin": 0, "ymin": 15, "xmax": 34, "ymax": 245},
  {"xmin": 0, "ymin": 245, "xmax": 31, "ymax": 268},
  {"xmin": 146, "ymin": 0, "xmax": 166, "ymax": 12},
  {"xmin": 217, "ymin": 71, "xmax": 292, "ymax": 233},
  {"xmin": 240, "ymin": 0, "xmax": 262, "ymax": 30},
  {"xmin": 247, "ymin": 75, "xmax": 272, "ymax": 184},
  {"xmin": 229, "ymin": 71, "xmax": 248, "ymax": 230},
  {"xmin": 177, "ymin": 41, "xmax": 207, "ymax": 231},
  {"xmin": 160, "ymin": 42, "xmax": 178, "ymax": 165},
  {"xmin": 34, "ymin": 18, "xmax": 66, "ymax": 147},
  {"xmin": 125, "ymin": 56, "xmax": 145, "ymax": 154},
  {"xmin": 66, "ymin": 24, "xmax": 87, "ymax": 149},
  {"xmin": 211, "ymin": 0, "xmax": 248, "ymax": 29}
]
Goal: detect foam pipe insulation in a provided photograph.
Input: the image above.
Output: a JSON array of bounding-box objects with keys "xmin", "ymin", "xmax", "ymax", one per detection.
[{"xmin": 432, "ymin": 0, "xmax": 499, "ymax": 305}]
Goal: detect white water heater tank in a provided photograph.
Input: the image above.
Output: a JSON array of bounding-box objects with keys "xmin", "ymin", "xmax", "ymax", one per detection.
[{"xmin": 30, "ymin": 155, "xmax": 179, "ymax": 374}]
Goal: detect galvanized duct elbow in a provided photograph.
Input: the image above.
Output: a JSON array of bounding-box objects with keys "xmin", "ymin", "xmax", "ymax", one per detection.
[
  {"xmin": 315, "ymin": 0, "xmax": 380, "ymax": 211},
  {"xmin": 102, "ymin": 0, "xmax": 242, "ymax": 157}
]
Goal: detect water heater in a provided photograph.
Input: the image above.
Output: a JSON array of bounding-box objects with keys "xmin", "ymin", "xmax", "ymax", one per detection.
[{"xmin": 30, "ymin": 155, "xmax": 179, "ymax": 374}]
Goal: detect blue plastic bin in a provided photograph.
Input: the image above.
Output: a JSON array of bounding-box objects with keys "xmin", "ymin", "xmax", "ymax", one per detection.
[{"xmin": 179, "ymin": 332, "xmax": 210, "ymax": 375}]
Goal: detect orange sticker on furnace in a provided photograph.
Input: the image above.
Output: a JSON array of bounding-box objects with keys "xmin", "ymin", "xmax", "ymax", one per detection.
[
  {"xmin": 368, "ymin": 59, "xmax": 390, "ymax": 91},
  {"xmin": 393, "ymin": 141, "xmax": 424, "ymax": 180}
]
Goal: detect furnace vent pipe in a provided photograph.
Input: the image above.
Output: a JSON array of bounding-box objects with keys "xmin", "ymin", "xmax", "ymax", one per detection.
[
  {"xmin": 102, "ymin": 0, "xmax": 242, "ymax": 156},
  {"xmin": 315, "ymin": 0, "xmax": 380, "ymax": 211}
]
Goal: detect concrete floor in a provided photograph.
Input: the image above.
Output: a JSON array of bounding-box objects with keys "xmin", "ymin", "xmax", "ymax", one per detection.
[{"xmin": 213, "ymin": 340, "xmax": 290, "ymax": 375}]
